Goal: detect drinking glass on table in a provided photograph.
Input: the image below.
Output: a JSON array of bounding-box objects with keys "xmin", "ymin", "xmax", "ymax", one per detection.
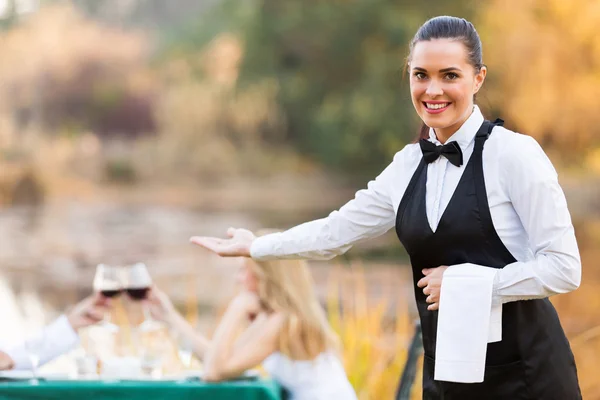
[
  {"xmin": 124, "ymin": 263, "xmax": 162, "ymax": 332},
  {"xmin": 74, "ymin": 354, "xmax": 99, "ymax": 379},
  {"xmin": 177, "ymin": 339, "xmax": 194, "ymax": 370},
  {"xmin": 93, "ymin": 264, "xmax": 122, "ymax": 332},
  {"xmin": 23, "ymin": 332, "xmax": 45, "ymax": 385},
  {"xmin": 140, "ymin": 349, "xmax": 164, "ymax": 379}
]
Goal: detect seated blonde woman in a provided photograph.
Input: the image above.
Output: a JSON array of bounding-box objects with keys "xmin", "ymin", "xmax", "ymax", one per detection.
[{"xmin": 146, "ymin": 257, "xmax": 357, "ymax": 400}]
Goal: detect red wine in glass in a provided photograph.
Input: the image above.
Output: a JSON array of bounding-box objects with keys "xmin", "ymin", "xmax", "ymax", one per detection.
[
  {"xmin": 93, "ymin": 264, "xmax": 123, "ymax": 332},
  {"xmin": 101, "ymin": 289, "xmax": 122, "ymax": 298},
  {"xmin": 125, "ymin": 263, "xmax": 161, "ymax": 331},
  {"xmin": 126, "ymin": 287, "xmax": 150, "ymax": 300}
]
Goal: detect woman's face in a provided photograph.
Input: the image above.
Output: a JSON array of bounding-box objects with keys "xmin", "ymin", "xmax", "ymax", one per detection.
[
  {"xmin": 236, "ymin": 258, "xmax": 259, "ymax": 293},
  {"xmin": 409, "ymin": 39, "xmax": 486, "ymax": 142}
]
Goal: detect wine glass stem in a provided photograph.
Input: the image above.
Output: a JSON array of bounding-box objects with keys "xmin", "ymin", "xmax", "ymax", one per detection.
[
  {"xmin": 101, "ymin": 305, "xmax": 119, "ymax": 331},
  {"xmin": 30, "ymin": 359, "xmax": 39, "ymax": 385},
  {"xmin": 143, "ymin": 305, "xmax": 154, "ymax": 323},
  {"xmin": 103, "ymin": 304, "xmax": 116, "ymax": 326}
]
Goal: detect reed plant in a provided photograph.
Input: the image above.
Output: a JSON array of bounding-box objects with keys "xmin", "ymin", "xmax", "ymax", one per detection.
[{"xmin": 325, "ymin": 262, "xmax": 422, "ymax": 399}]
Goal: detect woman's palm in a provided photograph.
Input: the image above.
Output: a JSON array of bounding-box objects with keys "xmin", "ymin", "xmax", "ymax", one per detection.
[{"xmin": 190, "ymin": 228, "xmax": 255, "ymax": 257}]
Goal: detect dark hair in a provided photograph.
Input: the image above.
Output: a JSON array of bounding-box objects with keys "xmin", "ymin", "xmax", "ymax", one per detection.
[{"xmin": 408, "ymin": 16, "xmax": 484, "ymax": 141}]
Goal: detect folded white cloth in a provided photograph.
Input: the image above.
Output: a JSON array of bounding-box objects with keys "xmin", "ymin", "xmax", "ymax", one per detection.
[{"xmin": 434, "ymin": 263, "xmax": 501, "ymax": 383}]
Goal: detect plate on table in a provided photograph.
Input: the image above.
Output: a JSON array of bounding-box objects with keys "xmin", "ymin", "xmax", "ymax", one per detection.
[
  {"xmin": 116, "ymin": 376, "xmax": 182, "ymax": 382},
  {"xmin": 174, "ymin": 369, "xmax": 261, "ymax": 382},
  {"xmin": 169, "ymin": 370, "xmax": 203, "ymax": 381},
  {"xmin": 237, "ymin": 369, "xmax": 261, "ymax": 380},
  {"xmin": 0, "ymin": 370, "xmax": 71, "ymax": 381}
]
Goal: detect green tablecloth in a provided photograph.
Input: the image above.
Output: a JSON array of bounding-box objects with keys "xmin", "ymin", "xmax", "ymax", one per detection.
[{"xmin": 0, "ymin": 378, "xmax": 282, "ymax": 400}]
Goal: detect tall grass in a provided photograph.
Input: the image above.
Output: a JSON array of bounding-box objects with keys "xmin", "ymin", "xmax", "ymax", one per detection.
[{"xmin": 326, "ymin": 262, "xmax": 422, "ymax": 399}]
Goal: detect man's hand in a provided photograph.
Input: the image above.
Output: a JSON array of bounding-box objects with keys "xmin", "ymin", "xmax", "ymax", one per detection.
[
  {"xmin": 0, "ymin": 351, "xmax": 14, "ymax": 371},
  {"xmin": 66, "ymin": 293, "xmax": 111, "ymax": 331}
]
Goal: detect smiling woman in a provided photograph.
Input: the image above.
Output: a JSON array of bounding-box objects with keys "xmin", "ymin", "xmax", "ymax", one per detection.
[{"xmin": 190, "ymin": 16, "xmax": 582, "ymax": 400}]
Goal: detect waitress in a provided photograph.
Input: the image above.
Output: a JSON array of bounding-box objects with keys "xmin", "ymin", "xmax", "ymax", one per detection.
[{"xmin": 191, "ymin": 16, "xmax": 582, "ymax": 400}]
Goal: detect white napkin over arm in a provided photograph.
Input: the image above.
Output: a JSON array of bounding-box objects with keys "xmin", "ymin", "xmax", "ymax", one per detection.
[{"xmin": 434, "ymin": 263, "xmax": 502, "ymax": 383}]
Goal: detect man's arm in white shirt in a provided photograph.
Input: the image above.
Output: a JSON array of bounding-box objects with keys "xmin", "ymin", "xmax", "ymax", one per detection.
[
  {"xmin": 250, "ymin": 149, "xmax": 408, "ymax": 261},
  {"xmin": 4, "ymin": 315, "xmax": 79, "ymax": 370},
  {"xmin": 491, "ymin": 134, "xmax": 581, "ymax": 304}
]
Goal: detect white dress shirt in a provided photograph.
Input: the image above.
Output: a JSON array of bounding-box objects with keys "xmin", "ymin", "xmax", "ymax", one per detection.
[
  {"xmin": 263, "ymin": 351, "xmax": 357, "ymax": 400},
  {"xmin": 2, "ymin": 315, "xmax": 79, "ymax": 370},
  {"xmin": 250, "ymin": 106, "xmax": 582, "ymax": 305}
]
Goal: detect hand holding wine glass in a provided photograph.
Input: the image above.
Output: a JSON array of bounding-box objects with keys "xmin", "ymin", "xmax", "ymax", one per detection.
[
  {"xmin": 66, "ymin": 293, "xmax": 111, "ymax": 331},
  {"xmin": 124, "ymin": 263, "xmax": 162, "ymax": 331},
  {"xmin": 144, "ymin": 286, "xmax": 177, "ymax": 324},
  {"xmin": 92, "ymin": 264, "xmax": 123, "ymax": 332},
  {"xmin": 23, "ymin": 331, "xmax": 45, "ymax": 384},
  {"xmin": 190, "ymin": 227, "xmax": 256, "ymax": 257}
]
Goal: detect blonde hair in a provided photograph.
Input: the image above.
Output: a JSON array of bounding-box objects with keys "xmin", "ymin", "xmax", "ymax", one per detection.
[{"xmin": 249, "ymin": 232, "xmax": 339, "ymax": 360}]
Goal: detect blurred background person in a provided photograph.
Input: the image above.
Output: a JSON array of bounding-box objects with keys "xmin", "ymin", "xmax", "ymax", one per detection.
[
  {"xmin": 146, "ymin": 256, "xmax": 357, "ymax": 400},
  {"xmin": 0, "ymin": 293, "xmax": 110, "ymax": 371}
]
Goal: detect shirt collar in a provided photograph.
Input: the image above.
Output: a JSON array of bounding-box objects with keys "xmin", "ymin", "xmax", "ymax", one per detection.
[{"xmin": 428, "ymin": 105, "xmax": 484, "ymax": 149}]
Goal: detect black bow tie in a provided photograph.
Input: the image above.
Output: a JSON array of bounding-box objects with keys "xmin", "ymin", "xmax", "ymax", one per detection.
[{"xmin": 419, "ymin": 139, "xmax": 463, "ymax": 167}]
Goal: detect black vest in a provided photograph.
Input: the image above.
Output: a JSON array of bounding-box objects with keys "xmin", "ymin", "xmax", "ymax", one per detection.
[{"xmin": 395, "ymin": 120, "xmax": 581, "ymax": 400}]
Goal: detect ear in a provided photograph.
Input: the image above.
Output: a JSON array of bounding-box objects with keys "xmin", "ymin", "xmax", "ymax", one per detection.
[{"xmin": 473, "ymin": 65, "xmax": 487, "ymax": 94}]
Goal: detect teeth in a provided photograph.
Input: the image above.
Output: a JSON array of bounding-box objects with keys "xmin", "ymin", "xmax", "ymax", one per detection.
[{"xmin": 426, "ymin": 103, "xmax": 449, "ymax": 110}]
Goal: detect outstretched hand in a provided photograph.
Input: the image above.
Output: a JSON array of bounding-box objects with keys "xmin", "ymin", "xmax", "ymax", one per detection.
[{"xmin": 190, "ymin": 227, "xmax": 256, "ymax": 257}]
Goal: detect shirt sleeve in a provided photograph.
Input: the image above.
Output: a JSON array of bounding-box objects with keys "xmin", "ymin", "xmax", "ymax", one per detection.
[
  {"xmin": 491, "ymin": 134, "xmax": 581, "ymax": 304},
  {"xmin": 250, "ymin": 149, "xmax": 409, "ymax": 261},
  {"xmin": 6, "ymin": 315, "xmax": 80, "ymax": 370}
]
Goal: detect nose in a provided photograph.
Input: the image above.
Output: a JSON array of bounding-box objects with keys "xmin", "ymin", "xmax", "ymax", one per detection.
[{"xmin": 425, "ymin": 79, "xmax": 443, "ymax": 97}]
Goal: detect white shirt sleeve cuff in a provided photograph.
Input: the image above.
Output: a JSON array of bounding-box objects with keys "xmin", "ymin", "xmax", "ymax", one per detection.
[
  {"xmin": 46, "ymin": 315, "xmax": 80, "ymax": 349},
  {"xmin": 250, "ymin": 234, "xmax": 280, "ymax": 261},
  {"xmin": 7, "ymin": 315, "xmax": 79, "ymax": 370}
]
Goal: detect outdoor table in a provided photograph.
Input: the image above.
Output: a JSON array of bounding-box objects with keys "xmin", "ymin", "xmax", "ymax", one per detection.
[{"xmin": 0, "ymin": 378, "xmax": 283, "ymax": 400}]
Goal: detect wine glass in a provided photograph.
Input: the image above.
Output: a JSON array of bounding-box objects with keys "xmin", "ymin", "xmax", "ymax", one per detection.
[
  {"xmin": 123, "ymin": 263, "xmax": 162, "ymax": 332},
  {"xmin": 93, "ymin": 264, "xmax": 122, "ymax": 332},
  {"xmin": 176, "ymin": 337, "xmax": 194, "ymax": 370},
  {"xmin": 23, "ymin": 332, "xmax": 45, "ymax": 385}
]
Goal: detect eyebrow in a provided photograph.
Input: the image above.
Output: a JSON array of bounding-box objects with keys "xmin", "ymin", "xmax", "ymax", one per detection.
[{"xmin": 412, "ymin": 67, "xmax": 463, "ymax": 73}]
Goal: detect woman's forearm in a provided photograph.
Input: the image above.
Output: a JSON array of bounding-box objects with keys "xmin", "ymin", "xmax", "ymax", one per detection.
[
  {"xmin": 167, "ymin": 311, "xmax": 211, "ymax": 361},
  {"xmin": 203, "ymin": 305, "xmax": 247, "ymax": 379}
]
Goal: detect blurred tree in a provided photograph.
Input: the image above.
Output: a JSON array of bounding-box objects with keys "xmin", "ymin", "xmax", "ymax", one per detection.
[
  {"xmin": 236, "ymin": 0, "xmax": 478, "ymax": 178},
  {"xmin": 0, "ymin": 0, "xmax": 18, "ymax": 30},
  {"xmin": 165, "ymin": 0, "xmax": 477, "ymax": 179},
  {"xmin": 69, "ymin": 0, "xmax": 215, "ymax": 30},
  {"xmin": 0, "ymin": 4, "xmax": 157, "ymax": 139},
  {"xmin": 480, "ymin": 0, "xmax": 600, "ymax": 161}
]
